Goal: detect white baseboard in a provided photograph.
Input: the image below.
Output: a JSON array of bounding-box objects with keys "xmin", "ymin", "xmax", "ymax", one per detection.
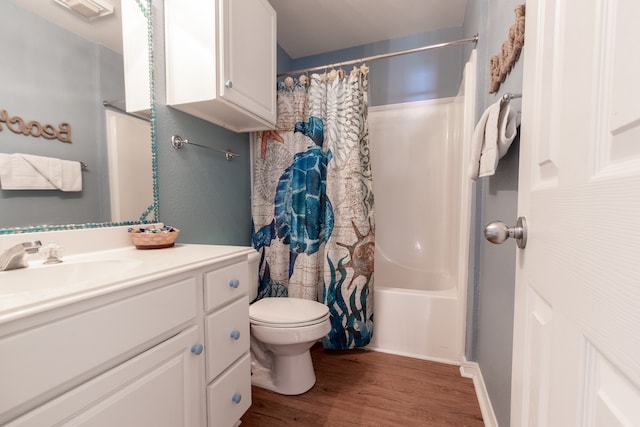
[
  {"xmin": 366, "ymin": 345, "xmax": 460, "ymax": 366},
  {"xmin": 460, "ymin": 358, "xmax": 498, "ymax": 427}
]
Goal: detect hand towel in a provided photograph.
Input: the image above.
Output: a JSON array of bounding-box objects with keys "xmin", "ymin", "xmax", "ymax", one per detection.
[
  {"xmin": 469, "ymin": 100, "xmax": 500, "ymax": 180},
  {"xmin": 0, "ymin": 153, "xmax": 82, "ymax": 191},
  {"xmin": 469, "ymin": 99, "xmax": 520, "ymax": 180}
]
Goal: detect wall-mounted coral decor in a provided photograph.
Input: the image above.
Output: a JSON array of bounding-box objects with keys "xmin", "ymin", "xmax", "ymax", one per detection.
[
  {"xmin": 489, "ymin": 4, "xmax": 526, "ymax": 93},
  {"xmin": 0, "ymin": 109, "xmax": 71, "ymax": 143}
]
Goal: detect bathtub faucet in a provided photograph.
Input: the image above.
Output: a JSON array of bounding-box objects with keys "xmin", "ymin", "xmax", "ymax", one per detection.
[{"xmin": 0, "ymin": 241, "xmax": 42, "ymax": 271}]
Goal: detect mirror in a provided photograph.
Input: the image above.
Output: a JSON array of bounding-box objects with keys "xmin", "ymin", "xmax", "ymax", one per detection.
[{"xmin": 0, "ymin": 0, "xmax": 158, "ymax": 234}]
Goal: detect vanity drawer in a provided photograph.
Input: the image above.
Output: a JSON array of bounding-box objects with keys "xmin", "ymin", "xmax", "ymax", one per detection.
[
  {"xmin": 203, "ymin": 261, "xmax": 248, "ymax": 311},
  {"xmin": 206, "ymin": 352, "xmax": 251, "ymax": 427},
  {"xmin": 205, "ymin": 296, "xmax": 249, "ymax": 382},
  {"xmin": 0, "ymin": 277, "xmax": 197, "ymax": 424}
]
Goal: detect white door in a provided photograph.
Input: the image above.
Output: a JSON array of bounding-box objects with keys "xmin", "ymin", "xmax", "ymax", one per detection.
[{"xmin": 512, "ymin": 0, "xmax": 640, "ymax": 425}]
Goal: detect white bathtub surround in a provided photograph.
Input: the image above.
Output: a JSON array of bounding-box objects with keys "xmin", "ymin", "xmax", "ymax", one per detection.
[{"xmin": 366, "ymin": 51, "xmax": 476, "ymax": 364}]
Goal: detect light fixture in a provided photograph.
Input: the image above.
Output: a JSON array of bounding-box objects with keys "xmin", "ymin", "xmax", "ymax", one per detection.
[{"xmin": 53, "ymin": 0, "xmax": 114, "ymax": 20}]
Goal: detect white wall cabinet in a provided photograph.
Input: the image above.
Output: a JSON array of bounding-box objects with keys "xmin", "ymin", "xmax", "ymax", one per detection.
[
  {"xmin": 0, "ymin": 249, "xmax": 255, "ymax": 427},
  {"xmin": 165, "ymin": 0, "xmax": 277, "ymax": 132}
]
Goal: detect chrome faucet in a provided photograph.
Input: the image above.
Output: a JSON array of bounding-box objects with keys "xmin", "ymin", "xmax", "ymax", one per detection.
[{"xmin": 0, "ymin": 241, "xmax": 42, "ymax": 271}]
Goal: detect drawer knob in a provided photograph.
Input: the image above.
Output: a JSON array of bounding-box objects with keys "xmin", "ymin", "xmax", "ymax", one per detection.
[
  {"xmin": 231, "ymin": 393, "xmax": 242, "ymax": 404},
  {"xmin": 229, "ymin": 279, "xmax": 240, "ymax": 288},
  {"xmin": 191, "ymin": 344, "xmax": 204, "ymax": 355},
  {"xmin": 225, "ymin": 80, "xmax": 233, "ymax": 88},
  {"xmin": 230, "ymin": 330, "xmax": 241, "ymax": 340}
]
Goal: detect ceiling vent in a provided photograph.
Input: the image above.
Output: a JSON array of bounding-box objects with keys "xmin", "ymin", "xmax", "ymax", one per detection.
[{"xmin": 53, "ymin": 0, "xmax": 114, "ymax": 20}]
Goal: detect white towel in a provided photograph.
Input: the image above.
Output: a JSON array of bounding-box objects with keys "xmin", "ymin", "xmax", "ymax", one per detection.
[
  {"xmin": 0, "ymin": 153, "xmax": 82, "ymax": 191},
  {"xmin": 469, "ymin": 99, "xmax": 520, "ymax": 180}
]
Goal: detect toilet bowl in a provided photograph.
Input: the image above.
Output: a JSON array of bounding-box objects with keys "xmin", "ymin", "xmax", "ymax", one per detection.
[
  {"xmin": 249, "ymin": 297, "xmax": 331, "ymax": 395},
  {"xmin": 247, "ymin": 251, "xmax": 330, "ymax": 395}
]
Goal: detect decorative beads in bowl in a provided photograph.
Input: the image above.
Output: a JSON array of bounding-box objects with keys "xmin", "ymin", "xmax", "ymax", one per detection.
[{"xmin": 128, "ymin": 224, "xmax": 180, "ymax": 249}]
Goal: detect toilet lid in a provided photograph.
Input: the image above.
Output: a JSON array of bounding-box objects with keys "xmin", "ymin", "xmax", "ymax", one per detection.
[{"xmin": 250, "ymin": 297, "xmax": 330, "ymax": 326}]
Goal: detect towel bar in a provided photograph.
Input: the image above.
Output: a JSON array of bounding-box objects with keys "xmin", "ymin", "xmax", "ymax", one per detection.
[
  {"xmin": 502, "ymin": 92, "xmax": 522, "ymax": 102},
  {"xmin": 171, "ymin": 135, "xmax": 239, "ymax": 161}
]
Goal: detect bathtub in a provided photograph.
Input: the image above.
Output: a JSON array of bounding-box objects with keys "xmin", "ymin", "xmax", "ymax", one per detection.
[
  {"xmin": 365, "ymin": 51, "xmax": 476, "ymax": 364},
  {"xmin": 366, "ymin": 255, "xmax": 463, "ymax": 364}
]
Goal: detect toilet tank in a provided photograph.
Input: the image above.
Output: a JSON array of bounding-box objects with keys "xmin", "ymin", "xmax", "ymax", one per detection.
[{"xmin": 247, "ymin": 250, "xmax": 260, "ymax": 301}]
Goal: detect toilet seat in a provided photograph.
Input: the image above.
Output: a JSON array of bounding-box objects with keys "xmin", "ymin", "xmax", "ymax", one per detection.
[{"xmin": 250, "ymin": 297, "xmax": 330, "ymax": 328}]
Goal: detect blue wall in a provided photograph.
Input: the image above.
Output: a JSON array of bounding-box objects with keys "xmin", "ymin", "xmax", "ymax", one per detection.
[
  {"xmin": 152, "ymin": 1, "xmax": 252, "ymax": 246},
  {"xmin": 286, "ymin": 27, "xmax": 466, "ymax": 105},
  {"xmin": 277, "ymin": 45, "xmax": 292, "ymax": 74},
  {"xmin": 463, "ymin": 1, "xmax": 524, "ymax": 425}
]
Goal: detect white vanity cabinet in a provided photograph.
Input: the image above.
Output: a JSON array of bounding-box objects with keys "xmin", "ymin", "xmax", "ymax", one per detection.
[
  {"xmin": 164, "ymin": 0, "xmax": 277, "ymax": 132},
  {"xmin": 202, "ymin": 260, "xmax": 252, "ymax": 426},
  {"xmin": 0, "ymin": 244, "xmax": 257, "ymax": 427},
  {"xmin": 1, "ymin": 275, "xmax": 203, "ymax": 427}
]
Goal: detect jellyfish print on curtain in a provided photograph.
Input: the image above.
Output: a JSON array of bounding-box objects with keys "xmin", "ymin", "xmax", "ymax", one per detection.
[{"xmin": 252, "ymin": 67, "xmax": 375, "ymax": 349}]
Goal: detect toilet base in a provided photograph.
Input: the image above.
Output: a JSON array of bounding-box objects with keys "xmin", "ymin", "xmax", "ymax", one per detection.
[{"xmin": 251, "ymin": 350, "xmax": 316, "ymax": 395}]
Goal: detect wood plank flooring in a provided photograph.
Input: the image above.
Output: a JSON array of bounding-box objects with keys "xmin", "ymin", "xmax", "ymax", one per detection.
[{"xmin": 241, "ymin": 344, "xmax": 484, "ymax": 426}]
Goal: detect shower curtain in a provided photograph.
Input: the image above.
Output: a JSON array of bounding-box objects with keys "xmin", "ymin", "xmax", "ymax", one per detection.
[{"xmin": 252, "ymin": 68, "xmax": 375, "ymax": 349}]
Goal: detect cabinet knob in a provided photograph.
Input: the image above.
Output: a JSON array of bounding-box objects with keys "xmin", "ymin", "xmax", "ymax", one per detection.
[
  {"xmin": 229, "ymin": 279, "xmax": 240, "ymax": 288},
  {"xmin": 191, "ymin": 344, "xmax": 204, "ymax": 355},
  {"xmin": 225, "ymin": 80, "xmax": 233, "ymax": 88},
  {"xmin": 230, "ymin": 330, "xmax": 241, "ymax": 340},
  {"xmin": 231, "ymin": 393, "xmax": 242, "ymax": 404}
]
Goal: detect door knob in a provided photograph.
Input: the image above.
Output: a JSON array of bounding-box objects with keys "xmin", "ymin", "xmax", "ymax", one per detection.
[
  {"xmin": 484, "ymin": 216, "xmax": 527, "ymax": 249},
  {"xmin": 225, "ymin": 80, "xmax": 233, "ymax": 88}
]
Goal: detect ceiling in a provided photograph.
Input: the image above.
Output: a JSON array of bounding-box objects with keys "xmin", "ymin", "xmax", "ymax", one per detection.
[
  {"xmin": 10, "ymin": 0, "xmax": 123, "ymax": 53},
  {"xmin": 268, "ymin": 0, "xmax": 469, "ymax": 59},
  {"xmin": 11, "ymin": 0, "xmax": 469, "ymax": 62}
]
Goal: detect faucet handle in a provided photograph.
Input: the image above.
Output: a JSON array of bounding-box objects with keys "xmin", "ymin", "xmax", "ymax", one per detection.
[{"xmin": 42, "ymin": 244, "xmax": 63, "ymax": 264}]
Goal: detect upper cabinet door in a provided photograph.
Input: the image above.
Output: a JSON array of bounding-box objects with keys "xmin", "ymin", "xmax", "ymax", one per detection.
[
  {"xmin": 219, "ymin": 0, "xmax": 277, "ymax": 127},
  {"xmin": 164, "ymin": 0, "xmax": 277, "ymax": 133}
]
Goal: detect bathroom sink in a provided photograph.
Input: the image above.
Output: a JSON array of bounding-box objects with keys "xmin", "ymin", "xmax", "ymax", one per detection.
[
  {"xmin": 32, "ymin": 259, "xmax": 140, "ymax": 284},
  {"xmin": 0, "ymin": 258, "xmax": 143, "ymax": 310}
]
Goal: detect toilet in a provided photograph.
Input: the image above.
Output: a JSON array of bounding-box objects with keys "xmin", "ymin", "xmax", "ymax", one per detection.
[{"xmin": 248, "ymin": 255, "xmax": 331, "ymax": 395}]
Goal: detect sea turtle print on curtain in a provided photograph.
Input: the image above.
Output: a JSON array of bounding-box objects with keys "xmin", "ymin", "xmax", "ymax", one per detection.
[{"xmin": 252, "ymin": 68, "xmax": 374, "ymax": 349}]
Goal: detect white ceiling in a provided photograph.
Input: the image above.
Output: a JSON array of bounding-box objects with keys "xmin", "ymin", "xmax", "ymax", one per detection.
[
  {"xmin": 11, "ymin": 0, "xmax": 469, "ymax": 62},
  {"xmin": 268, "ymin": 0, "xmax": 469, "ymax": 59},
  {"xmin": 9, "ymin": 0, "xmax": 123, "ymax": 53}
]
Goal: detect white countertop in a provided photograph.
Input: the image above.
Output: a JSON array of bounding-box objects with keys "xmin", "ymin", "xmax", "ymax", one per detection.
[{"xmin": 0, "ymin": 243, "xmax": 257, "ymax": 325}]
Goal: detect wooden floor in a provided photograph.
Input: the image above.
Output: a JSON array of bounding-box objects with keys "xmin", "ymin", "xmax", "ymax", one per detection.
[{"xmin": 241, "ymin": 344, "xmax": 484, "ymax": 426}]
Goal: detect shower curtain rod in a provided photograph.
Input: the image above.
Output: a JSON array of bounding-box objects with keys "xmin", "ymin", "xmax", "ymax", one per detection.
[
  {"xmin": 277, "ymin": 34, "xmax": 479, "ymax": 77},
  {"xmin": 102, "ymin": 101, "xmax": 151, "ymax": 122}
]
